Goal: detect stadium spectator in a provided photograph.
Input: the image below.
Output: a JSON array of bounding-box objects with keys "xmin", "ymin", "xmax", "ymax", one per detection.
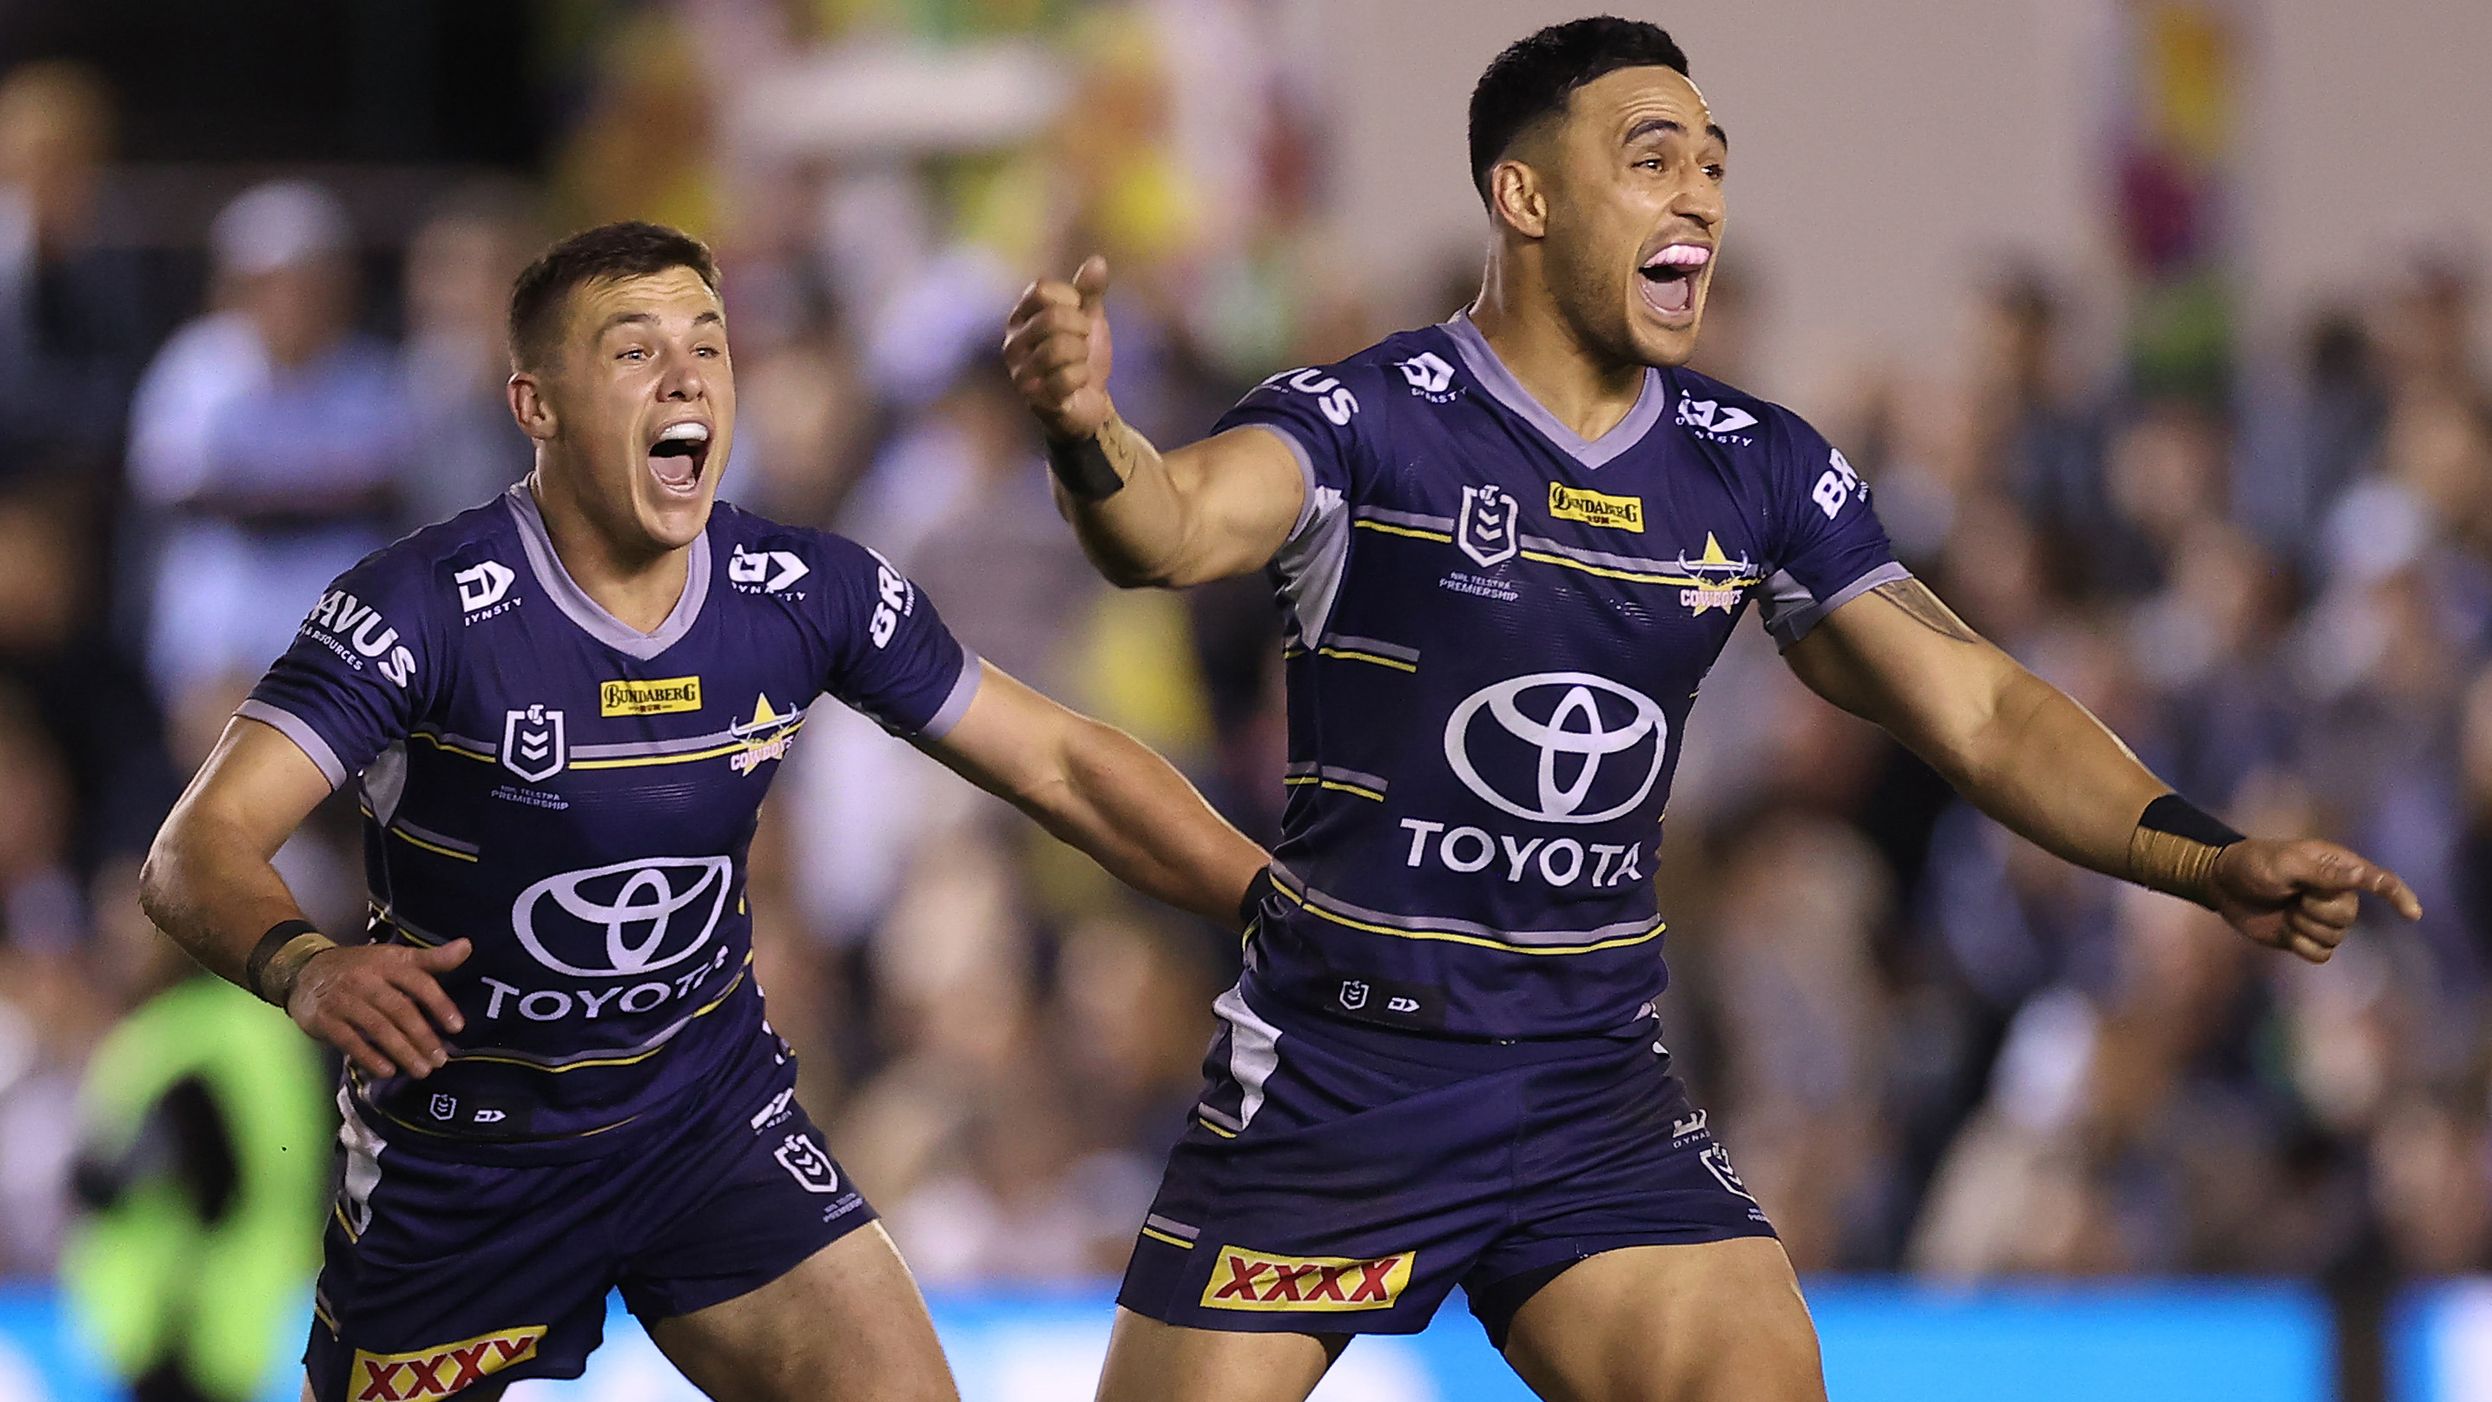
[{"xmin": 124, "ymin": 179, "xmax": 412, "ymax": 705}]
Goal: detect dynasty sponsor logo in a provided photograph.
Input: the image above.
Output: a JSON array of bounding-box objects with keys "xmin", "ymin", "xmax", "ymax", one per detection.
[
  {"xmin": 599, "ymin": 675, "xmax": 703, "ymax": 717},
  {"xmin": 1675, "ymin": 396, "xmax": 1759, "ymax": 444},
  {"xmin": 302, "ymin": 589, "xmax": 415, "ymax": 688},
  {"xmin": 453, "ymin": 560, "xmax": 517, "ymax": 621},
  {"xmin": 352, "ymin": 1327, "xmax": 545, "ymax": 1401},
  {"xmin": 1200, "ymin": 1246, "xmax": 1415, "ymax": 1312},
  {"xmin": 1547, "ymin": 483, "xmax": 1644, "ymax": 533}
]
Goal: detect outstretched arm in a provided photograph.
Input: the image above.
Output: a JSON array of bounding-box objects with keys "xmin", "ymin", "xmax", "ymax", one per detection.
[
  {"xmin": 918, "ymin": 660, "xmax": 1269, "ymax": 923},
  {"xmin": 1784, "ymin": 577, "xmax": 2421, "ymax": 961},
  {"xmin": 1001, "ymin": 256, "xmax": 1305, "ymax": 587}
]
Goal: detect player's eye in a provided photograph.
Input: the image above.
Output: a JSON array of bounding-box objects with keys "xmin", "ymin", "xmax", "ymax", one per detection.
[
  {"xmin": 1705, "ymin": 163, "xmax": 1727, "ymax": 181},
  {"xmin": 617, "ymin": 346, "xmax": 648, "ymax": 363},
  {"xmin": 1634, "ymin": 157, "xmax": 1665, "ymax": 172},
  {"xmin": 694, "ymin": 345, "xmax": 720, "ymax": 359}
]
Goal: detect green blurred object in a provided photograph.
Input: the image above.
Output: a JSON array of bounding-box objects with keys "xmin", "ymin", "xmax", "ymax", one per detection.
[{"xmin": 60, "ymin": 977, "xmax": 330, "ymax": 1402}]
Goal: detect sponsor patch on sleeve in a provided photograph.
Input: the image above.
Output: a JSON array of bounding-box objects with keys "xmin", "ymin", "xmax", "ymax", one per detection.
[
  {"xmin": 1547, "ymin": 483, "xmax": 1644, "ymax": 532},
  {"xmin": 1199, "ymin": 1246, "xmax": 1414, "ymax": 1312},
  {"xmin": 351, "ymin": 1326, "xmax": 546, "ymax": 1401}
]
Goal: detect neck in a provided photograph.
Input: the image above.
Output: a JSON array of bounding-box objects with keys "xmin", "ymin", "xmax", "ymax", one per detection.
[
  {"xmin": 1466, "ymin": 254, "xmax": 1648, "ymax": 441},
  {"xmin": 526, "ymin": 466, "xmax": 692, "ymax": 634}
]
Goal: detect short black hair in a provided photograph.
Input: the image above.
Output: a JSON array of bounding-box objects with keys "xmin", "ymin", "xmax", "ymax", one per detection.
[
  {"xmin": 508, "ymin": 220, "xmax": 719, "ymax": 369},
  {"xmin": 1468, "ymin": 17, "xmax": 1692, "ymax": 204}
]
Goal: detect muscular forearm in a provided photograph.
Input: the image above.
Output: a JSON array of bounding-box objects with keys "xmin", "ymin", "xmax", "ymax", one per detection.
[
  {"xmin": 1019, "ymin": 716, "xmax": 1267, "ymax": 923},
  {"xmin": 1936, "ymin": 664, "xmax": 2172, "ymax": 882},
  {"xmin": 138, "ymin": 822, "xmax": 323, "ymax": 994},
  {"xmin": 1048, "ymin": 416, "xmax": 1202, "ymax": 588}
]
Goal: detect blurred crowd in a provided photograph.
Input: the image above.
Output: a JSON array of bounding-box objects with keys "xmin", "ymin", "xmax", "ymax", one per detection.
[{"xmin": 1, "ymin": 1, "xmax": 2489, "ymax": 1307}]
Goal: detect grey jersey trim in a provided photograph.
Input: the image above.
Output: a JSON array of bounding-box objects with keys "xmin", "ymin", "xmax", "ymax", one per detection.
[
  {"xmin": 1282, "ymin": 762, "xmax": 1392, "ymax": 799},
  {"xmin": 503, "ymin": 485, "xmax": 713, "ymax": 660},
  {"xmin": 567, "ymin": 706, "xmax": 814, "ymax": 760},
  {"xmin": 1354, "ymin": 505, "xmax": 1454, "ymax": 533},
  {"xmin": 1314, "ymin": 633, "xmax": 1419, "ymax": 664},
  {"xmin": 1763, "ymin": 561, "xmax": 1912, "ymax": 650},
  {"xmin": 1441, "ymin": 313, "xmax": 1665, "ymax": 469},
  {"xmin": 920, "ymin": 651, "xmax": 985, "ymax": 740},
  {"xmin": 236, "ymin": 700, "xmax": 349, "ymax": 789},
  {"xmin": 1271, "ymin": 862, "xmax": 1662, "ymax": 949},
  {"xmin": 1143, "ymin": 1213, "xmax": 1202, "ymax": 1240},
  {"xmin": 388, "ymin": 816, "xmax": 479, "ymax": 857},
  {"xmin": 361, "ymin": 742, "xmax": 409, "ymax": 825},
  {"xmin": 1265, "ymin": 426, "xmax": 1351, "ymax": 649},
  {"xmin": 1211, "ymin": 983, "xmax": 1282, "ymax": 1130}
]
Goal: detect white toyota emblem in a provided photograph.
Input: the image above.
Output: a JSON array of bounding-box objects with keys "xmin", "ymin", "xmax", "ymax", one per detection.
[
  {"xmin": 511, "ymin": 856, "xmax": 732, "ymax": 978},
  {"xmin": 1444, "ymin": 672, "xmax": 1668, "ymax": 824}
]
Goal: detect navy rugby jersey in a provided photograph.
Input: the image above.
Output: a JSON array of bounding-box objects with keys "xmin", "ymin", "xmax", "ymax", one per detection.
[
  {"xmin": 242, "ymin": 485, "xmax": 977, "ymax": 1157},
  {"xmin": 1226, "ymin": 314, "xmax": 1905, "ymax": 1040}
]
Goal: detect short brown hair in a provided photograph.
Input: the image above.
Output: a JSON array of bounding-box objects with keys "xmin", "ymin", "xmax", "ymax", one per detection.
[{"xmin": 507, "ymin": 220, "xmax": 719, "ymax": 369}]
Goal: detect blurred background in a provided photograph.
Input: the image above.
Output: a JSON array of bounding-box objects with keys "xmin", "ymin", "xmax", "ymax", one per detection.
[{"xmin": 0, "ymin": 0, "xmax": 2489, "ymax": 1398}]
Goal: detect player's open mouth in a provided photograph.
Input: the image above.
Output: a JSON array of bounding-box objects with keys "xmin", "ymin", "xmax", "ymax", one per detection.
[
  {"xmin": 647, "ymin": 420, "xmax": 712, "ymax": 495},
  {"xmin": 1638, "ymin": 243, "xmax": 1710, "ymax": 323}
]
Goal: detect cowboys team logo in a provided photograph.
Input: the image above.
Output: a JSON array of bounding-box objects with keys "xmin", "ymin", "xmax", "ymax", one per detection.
[
  {"xmin": 1673, "ymin": 533, "xmax": 1762, "ymax": 616},
  {"xmin": 500, "ymin": 704, "xmax": 565, "ymax": 782},
  {"xmin": 1457, "ymin": 483, "xmax": 1521, "ymax": 568},
  {"xmin": 1444, "ymin": 672, "xmax": 1668, "ymax": 824},
  {"xmin": 729, "ymin": 693, "xmax": 802, "ymax": 775},
  {"xmin": 774, "ymin": 1132, "xmax": 840, "ymax": 1194}
]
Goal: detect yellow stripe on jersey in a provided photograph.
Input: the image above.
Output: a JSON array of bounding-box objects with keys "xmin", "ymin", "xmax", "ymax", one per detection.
[
  {"xmin": 386, "ymin": 826, "xmax": 480, "ymax": 863},
  {"xmin": 1140, "ymin": 1226, "xmax": 1197, "ymax": 1249},
  {"xmin": 1314, "ymin": 646, "xmax": 1417, "ymax": 673},
  {"xmin": 1283, "ymin": 775, "xmax": 1387, "ymax": 802},
  {"xmin": 1272, "ymin": 880, "xmax": 1664, "ymax": 957}
]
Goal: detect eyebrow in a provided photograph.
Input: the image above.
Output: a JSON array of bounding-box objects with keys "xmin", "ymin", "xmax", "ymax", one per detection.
[
  {"xmin": 1625, "ymin": 118, "xmax": 1729, "ymax": 153},
  {"xmin": 596, "ymin": 309, "xmax": 725, "ymax": 336}
]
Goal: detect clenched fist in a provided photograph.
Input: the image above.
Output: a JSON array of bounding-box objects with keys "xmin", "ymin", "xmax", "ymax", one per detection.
[
  {"xmin": 2210, "ymin": 838, "xmax": 2422, "ymax": 963},
  {"xmin": 289, "ymin": 939, "xmax": 473, "ymax": 1079},
  {"xmin": 1002, "ymin": 255, "xmax": 1115, "ymax": 441}
]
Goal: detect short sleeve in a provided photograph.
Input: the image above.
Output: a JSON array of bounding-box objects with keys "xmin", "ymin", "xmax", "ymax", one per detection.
[
  {"xmin": 1754, "ymin": 409, "xmax": 1910, "ymax": 649},
  {"xmin": 816, "ymin": 535, "xmax": 979, "ymax": 739},
  {"xmin": 1211, "ymin": 360, "xmax": 1387, "ymax": 646},
  {"xmin": 239, "ymin": 554, "xmax": 438, "ymax": 788}
]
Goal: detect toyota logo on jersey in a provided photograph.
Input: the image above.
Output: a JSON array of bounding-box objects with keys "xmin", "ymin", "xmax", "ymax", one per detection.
[
  {"xmin": 511, "ymin": 856, "xmax": 732, "ymax": 978},
  {"xmin": 1444, "ymin": 672, "xmax": 1668, "ymax": 824}
]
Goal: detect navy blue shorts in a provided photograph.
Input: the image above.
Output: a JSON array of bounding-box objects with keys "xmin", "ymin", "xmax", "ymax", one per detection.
[
  {"xmin": 1117, "ymin": 985, "xmax": 1774, "ymax": 1346},
  {"xmin": 304, "ymin": 1058, "xmax": 873, "ymax": 1402}
]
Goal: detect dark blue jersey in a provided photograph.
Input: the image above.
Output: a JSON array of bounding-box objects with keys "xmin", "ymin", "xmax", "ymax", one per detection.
[
  {"xmin": 243, "ymin": 485, "xmax": 978, "ymax": 1158},
  {"xmin": 1225, "ymin": 315, "xmax": 1906, "ymax": 1040}
]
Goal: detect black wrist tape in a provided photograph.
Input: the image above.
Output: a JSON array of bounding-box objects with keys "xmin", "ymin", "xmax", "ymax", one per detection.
[
  {"xmin": 2138, "ymin": 794, "xmax": 2246, "ymax": 850},
  {"xmin": 1238, "ymin": 869, "xmax": 1278, "ymax": 930},
  {"xmin": 1046, "ymin": 434, "xmax": 1126, "ymax": 501},
  {"xmin": 246, "ymin": 919, "xmax": 320, "ymax": 1005}
]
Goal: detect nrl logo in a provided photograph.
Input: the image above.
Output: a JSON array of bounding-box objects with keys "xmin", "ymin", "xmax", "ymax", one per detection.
[
  {"xmin": 501, "ymin": 704, "xmax": 566, "ymax": 782},
  {"xmin": 1457, "ymin": 483, "xmax": 1520, "ymax": 568}
]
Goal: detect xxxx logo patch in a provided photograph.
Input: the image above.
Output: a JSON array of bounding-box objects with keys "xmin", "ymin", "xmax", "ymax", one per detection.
[
  {"xmin": 352, "ymin": 1326, "xmax": 545, "ymax": 1400},
  {"xmin": 1199, "ymin": 1246, "xmax": 1415, "ymax": 1312}
]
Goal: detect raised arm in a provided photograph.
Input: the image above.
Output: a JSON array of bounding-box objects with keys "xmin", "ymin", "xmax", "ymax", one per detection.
[
  {"xmin": 1001, "ymin": 256, "xmax": 1305, "ymax": 587},
  {"xmin": 916, "ymin": 660, "xmax": 1269, "ymax": 924},
  {"xmin": 1784, "ymin": 577, "xmax": 2421, "ymax": 962},
  {"xmin": 140, "ymin": 718, "xmax": 469, "ymax": 1077}
]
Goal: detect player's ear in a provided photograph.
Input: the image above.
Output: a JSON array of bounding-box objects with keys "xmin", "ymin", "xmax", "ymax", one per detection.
[
  {"xmin": 1490, "ymin": 158, "xmax": 1548, "ymax": 239},
  {"xmin": 508, "ymin": 368, "xmax": 556, "ymax": 441}
]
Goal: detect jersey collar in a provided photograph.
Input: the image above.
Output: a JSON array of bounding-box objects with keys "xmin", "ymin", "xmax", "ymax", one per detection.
[
  {"xmin": 1441, "ymin": 313, "xmax": 1664, "ymax": 469},
  {"xmin": 502, "ymin": 484, "xmax": 713, "ymax": 659}
]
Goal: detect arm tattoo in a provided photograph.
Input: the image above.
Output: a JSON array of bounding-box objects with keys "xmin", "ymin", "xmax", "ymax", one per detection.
[{"xmin": 1872, "ymin": 578, "xmax": 1982, "ymax": 644}]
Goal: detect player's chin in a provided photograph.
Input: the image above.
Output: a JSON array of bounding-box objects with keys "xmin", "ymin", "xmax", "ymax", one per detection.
[
  {"xmin": 1626, "ymin": 313, "xmax": 1701, "ymax": 369},
  {"xmin": 632, "ymin": 474, "xmax": 716, "ymax": 549}
]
